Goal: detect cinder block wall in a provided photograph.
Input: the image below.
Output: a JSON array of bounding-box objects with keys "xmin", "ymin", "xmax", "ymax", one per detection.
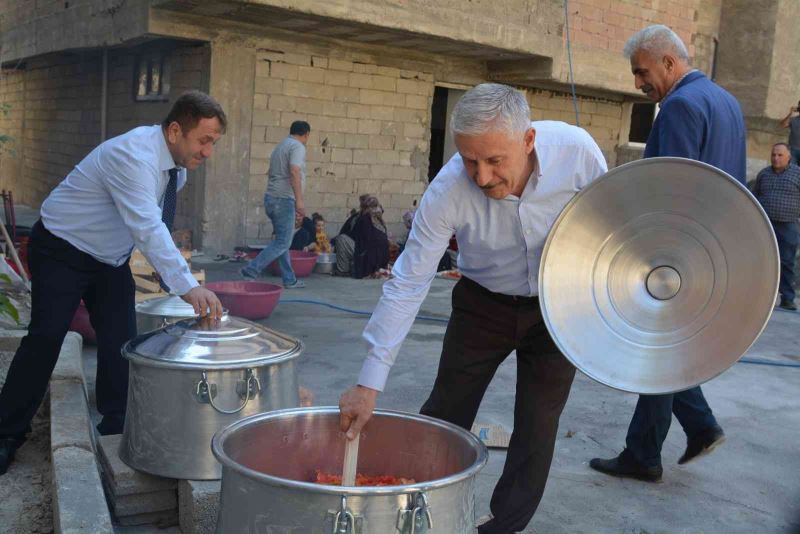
[{"xmin": 247, "ymin": 49, "xmax": 430, "ymax": 242}]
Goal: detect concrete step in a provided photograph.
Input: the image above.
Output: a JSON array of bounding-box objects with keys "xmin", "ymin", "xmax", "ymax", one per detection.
[
  {"xmin": 96, "ymin": 435, "xmax": 178, "ymax": 496},
  {"xmin": 178, "ymin": 479, "xmax": 220, "ymax": 534}
]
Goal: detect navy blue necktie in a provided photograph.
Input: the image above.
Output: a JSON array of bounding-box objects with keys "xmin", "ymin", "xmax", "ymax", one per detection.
[
  {"xmin": 159, "ymin": 168, "xmax": 179, "ymax": 293},
  {"xmin": 162, "ymin": 168, "xmax": 178, "ymax": 232}
]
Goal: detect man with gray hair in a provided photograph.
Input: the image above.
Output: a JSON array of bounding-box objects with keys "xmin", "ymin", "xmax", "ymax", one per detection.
[
  {"xmin": 339, "ymin": 83, "xmax": 607, "ymax": 533},
  {"xmin": 590, "ymin": 24, "xmax": 743, "ymax": 483}
]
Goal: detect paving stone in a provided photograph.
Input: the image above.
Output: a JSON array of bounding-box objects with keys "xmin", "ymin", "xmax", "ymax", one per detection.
[
  {"xmin": 51, "ymin": 331, "xmax": 83, "ymax": 382},
  {"xmin": 97, "ymin": 434, "xmax": 177, "ymax": 496},
  {"xmin": 0, "ymin": 329, "xmax": 24, "ymax": 350},
  {"xmin": 52, "ymin": 446, "xmax": 113, "ymax": 534},
  {"xmin": 178, "ymin": 479, "xmax": 221, "ymax": 534},
  {"xmin": 115, "ymin": 509, "xmax": 179, "ymax": 528},
  {"xmin": 49, "ymin": 379, "xmax": 93, "ymax": 452}
]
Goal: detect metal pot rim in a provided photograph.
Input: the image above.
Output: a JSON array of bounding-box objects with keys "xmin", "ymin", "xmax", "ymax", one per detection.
[
  {"xmin": 211, "ymin": 406, "xmax": 489, "ymax": 495},
  {"xmin": 121, "ymin": 338, "xmax": 304, "ymax": 370}
]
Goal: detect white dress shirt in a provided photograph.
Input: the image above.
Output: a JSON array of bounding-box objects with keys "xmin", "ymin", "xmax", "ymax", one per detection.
[
  {"xmin": 358, "ymin": 121, "xmax": 608, "ymax": 391},
  {"xmin": 40, "ymin": 125, "xmax": 198, "ymax": 295}
]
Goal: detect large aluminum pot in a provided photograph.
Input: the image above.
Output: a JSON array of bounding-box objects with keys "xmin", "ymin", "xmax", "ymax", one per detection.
[
  {"xmin": 212, "ymin": 407, "xmax": 488, "ymax": 533},
  {"xmin": 314, "ymin": 252, "xmax": 336, "ymax": 274},
  {"xmin": 135, "ymin": 294, "xmax": 197, "ymax": 333},
  {"xmin": 120, "ymin": 315, "xmax": 302, "ymax": 480}
]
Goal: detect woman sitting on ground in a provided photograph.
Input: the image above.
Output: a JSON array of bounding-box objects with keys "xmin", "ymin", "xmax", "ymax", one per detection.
[
  {"xmin": 333, "ymin": 195, "xmax": 370, "ymax": 276},
  {"xmin": 352, "ymin": 195, "xmax": 390, "ymax": 279}
]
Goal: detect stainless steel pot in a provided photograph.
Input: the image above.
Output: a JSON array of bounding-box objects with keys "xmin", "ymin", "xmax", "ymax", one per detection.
[
  {"xmin": 135, "ymin": 295, "xmax": 197, "ymax": 334},
  {"xmin": 120, "ymin": 315, "xmax": 302, "ymax": 480},
  {"xmin": 314, "ymin": 252, "xmax": 336, "ymax": 274},
  {"xmin": 212, "ymin": 407, "xmax": 488, "ymax": 533}
]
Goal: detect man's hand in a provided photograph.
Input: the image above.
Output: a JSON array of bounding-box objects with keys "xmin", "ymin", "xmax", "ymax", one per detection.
[
  {"xmin": 181, "ymin": 286, "xmax": 223, "ymax": 319},
  {"xmin": 295, "ymin": 198, "xmax": 306, "ymax": 218},
  {"xmin": 339, "ymin": 385, "xmax": 379, "ymax": 440}
]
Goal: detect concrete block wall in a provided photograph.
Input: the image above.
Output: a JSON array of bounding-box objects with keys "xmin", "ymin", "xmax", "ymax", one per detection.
[
  {"xmin": 568, "ymin": 0, "xmax": 698, "ymax": 57},
  {"xmin": 0, "ymin": 53, "xmax": 102, "ymax": 207},
  {"xmin": 0, "ymin": 68, "xmax": 25, "ymax": 194},
  {"xmin": 527, "ymin": 88, "xmax": 623, "ymax": 166},
  {"xmin": 247, "ymin": 48, "xmax": 430, "ymax": 242}
]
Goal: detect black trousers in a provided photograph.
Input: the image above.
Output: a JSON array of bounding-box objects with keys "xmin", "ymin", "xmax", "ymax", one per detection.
[
  {"xmin": 0, "ymin": 220, "xmax": 136, "ymax": 439},
  {"xmin": 420, "ymin": 277, "xmax": 575, "ymax": 534}
]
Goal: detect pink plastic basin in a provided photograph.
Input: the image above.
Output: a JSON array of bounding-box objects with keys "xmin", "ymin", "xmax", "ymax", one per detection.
[
  {"xmin": 205, "ymin": 281, "xmax": 283, "ymax": 320},
  {"xmin": 268, "ymin": 250, "xmax": 319, "ymax": 278},
  {"xmin": 69, "ymin": 301, "xmax": 97, "ymax": 344}
]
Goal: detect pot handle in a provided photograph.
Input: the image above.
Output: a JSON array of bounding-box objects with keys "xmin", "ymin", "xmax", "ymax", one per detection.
[
  {"xmin": 397, "ymin": 492, "xmax": 433, "ymax": 533},
  {"xmin": 195, "ymin": 369, "xmax": 261, "ymax": 415}
]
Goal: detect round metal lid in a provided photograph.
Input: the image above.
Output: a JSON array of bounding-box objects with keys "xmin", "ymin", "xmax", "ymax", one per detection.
[
  {"xmin": 539, "ymin": 157, "xmax": 779, "ymax": 394},
  {"xmin": 135, "ymin": 295, "xmax": 197, "ymax": 318},
  {"xmin": 123, "ymin": 314, "xmax": 302, "ymax": 369}
]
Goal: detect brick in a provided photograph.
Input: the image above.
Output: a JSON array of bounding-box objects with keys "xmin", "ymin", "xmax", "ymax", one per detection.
[
  {"xmin": 396, "ymin": 78, "xmax": 431, "ymax": 96},
  {"xmin": 311, "ymin": 56, "xmax": 328, "ymax": 68},
  {"xmin": 284, "ymin": 80, "xmax": 332, "ymax": 100},
  {"xmin": 97, "ymin": 435, "xmax": 177, "ymax": 497},
  {"xmin": 369, "ymin": 135, "xmax": 395, "ymax": 150},
  {"xmin": 344, "ymin": 133, "xmax": 370, "ymax": 149},
  {"xmin": 179, "ymin": 480, "xmax": 220, "ymax": 534},
  {"xmin": 252, "ymin": 109, "xmax": 281, "ymax": 126},
  {"xmin": 334, "ymin": 86, "xmax": 361, "ymax": 103},
  {"xmin": 250, "ymin": 158, "xmax": 268, "ymax": 174},
  {"xmin": 347, "ymin": 164, "xmax": 372, "ymax": 179},
  {"xmin": 376, "ymin": 66, "xmax": 401, "ymax": 78},
  {"xmin": 359, "ymin": 89, "xmax": 396, "ymax": 106},
  {"xmin": 405, "ymin": 94, "xmax": 429, "ymax": 110},
  {"xmin": 318, "ymin": 177, "xmax": 355, "ymax": 194},
  {"xmin": 323, "ymin": 69, "xmax": 350, "ymax": 87},
  {"xmin": 370, "ymin": 106, "xmax": 395, "ymax": 121},
  {"xmin": 346, "ymin": 103, "xmax": 372, "ymax": 119},
  {"xmin": 332, "ymin": 118, "xmax": 359, "ymax": 133},
  {"xmin": 380, "ymin": 121, "xmax": 402, "ymax": 136},
  {"xmin": 380, "ymin": 179, "xmax": 405, "ymax": 194},
  {"xmin": 266, "ymin": 126, "xmax": 287, "ymax": 142},
  {"xmin": 270, "ymin": 62, "xmax": 299, "ymax": 80},
  {"xmin": 323, "ymin": 193, "xmax": 349, "ymax": 207},
  {"xmin": 371, "ymin": 75, "xmax": 397, "ymax": 92},
  {"xmin": 320, "ymin": 132, "xmax": 345, "ymax": 147},
  {"xmin": 348, "ymin": 72, "xmax": 373, "ymax": 89},
  {"xmin": 328, "ymin": 58, "xmax": 354, "ymax": 71},
  {"xmin": 268, "ymin": 95, "xmax": 297, "ymax": 111},
  {"xmin": 298, "ymin": 66, "xmax": 326, "ymax": 83},
  {"xmin": 356, "ymin": 179, "xmax": 384, "ymax": 194},
  {"xmin": 296, "ymin": 97, "xmax": 326, "ymax": 115},
  {"xmin": 331, "ymin": 148, "xmax": 353, "ymax": 163},
  {"xmin": 357, "ymin": 119, "xmax": 382, "ymax": 135},
  {"xmin": 404, "ymin": 122, "xmax": 427, "ymax": 138}
]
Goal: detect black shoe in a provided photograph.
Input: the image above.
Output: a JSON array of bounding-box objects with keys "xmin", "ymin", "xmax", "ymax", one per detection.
[
  {"xmin": 589, "ymin": 449, "xmax": 663, "ymax": 482},
  {"xmin": 96, "ymin": 415, "xmax": 125, "ymax": 436},
  {"xmin": 0, "ymin": 437, "xmax": 24, "ymax": 476},
  {"xmin": 678, "ymin": 426, "xmax": 725, "ymax": 465},
  {"xmin": 779, "ymin": 299, "xmax": 797, "ymax": 311}
]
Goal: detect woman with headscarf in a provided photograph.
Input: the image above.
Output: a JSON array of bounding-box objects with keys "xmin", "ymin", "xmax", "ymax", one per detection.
[
  {"xmin": 333, "ymin": 194, "xmax": 370, "ymax": 276},
  {"xmin": 352, "ymin": 195, "xmax": 390, "ymax": 279}
]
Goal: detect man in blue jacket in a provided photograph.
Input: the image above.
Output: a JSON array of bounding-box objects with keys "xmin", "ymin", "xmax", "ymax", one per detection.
[{"xmin": 590, "ymin": 24, "xmax": 742, "ymax": 482}]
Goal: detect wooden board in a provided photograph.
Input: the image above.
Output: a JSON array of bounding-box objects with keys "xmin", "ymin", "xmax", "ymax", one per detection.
[{"xmin": 471, "ymin": 423, "xmax": 511, "ymax": 449}]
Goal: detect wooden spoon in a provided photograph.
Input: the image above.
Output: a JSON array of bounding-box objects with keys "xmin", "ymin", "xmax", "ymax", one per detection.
[{"xmin": 342, "ymin": 432, "xmax": 360, "ymax": 487}]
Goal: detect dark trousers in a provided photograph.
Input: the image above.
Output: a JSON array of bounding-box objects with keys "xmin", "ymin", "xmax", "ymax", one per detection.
[
  {"xmin": 0, "ymin": 220, "xmax": 136, "ymax": 439},
  {"xmin": 420, "ymin": 277, "xmax": 575, "ymax": 534},
  {"xmin": 625, "ymin": 387, "xmax": 719, "ymax": 468},
  {"xmin": 772, "ymin": 220, "xmax": 799, "ymax": 304}
]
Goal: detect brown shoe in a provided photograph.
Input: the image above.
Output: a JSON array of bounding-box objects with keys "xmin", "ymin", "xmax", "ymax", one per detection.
[{"xmin": 589, "ymin": 449, "xmax": 663, "ymax": 482}]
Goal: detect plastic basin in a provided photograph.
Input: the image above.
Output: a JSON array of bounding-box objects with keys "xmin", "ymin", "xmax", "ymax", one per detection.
[
  {"xmin": 69, "ymin": 301, "xmax": 97, "ymax": 344},
  {"xmin": 268, "ymin": 250, "xmax": 318, "ymax": 278},
  {"xmin": 205, "ymin": 281, "xmax": 283, "ymax": 320}
]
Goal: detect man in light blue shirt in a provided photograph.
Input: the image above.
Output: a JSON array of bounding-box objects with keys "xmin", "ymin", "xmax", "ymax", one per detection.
[
  {"xmin": 339, "ymin": 84, "xmax": 607, "ymax": 534},
  {"xmin": 0, "ymin": 91, "xmax": 225, "ymax": 475},
  {"xmin": 241, "ymin": 120, "xmax": 310, "ymax": 288}
]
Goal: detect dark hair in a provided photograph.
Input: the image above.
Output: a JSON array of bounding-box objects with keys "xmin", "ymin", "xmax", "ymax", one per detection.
[
  {"xmin": 290, "ymin": 120, "xmax": 311, "ymax": 136},
  {"xmin": 162, "ymin": 90, "xmax": 227, "ymax": 134},
  {"xmin": 773, "ymin": 142, "xmax": 791, "ymax": 151},
  {"xmin": 311, "ymin": 212, "xmax": 325, "ymax": 223}
]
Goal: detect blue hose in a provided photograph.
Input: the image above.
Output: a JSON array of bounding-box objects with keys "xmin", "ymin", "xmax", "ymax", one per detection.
[{"xmin": 279, "ymin": 298, "xmax": 800, "ymax": 368}]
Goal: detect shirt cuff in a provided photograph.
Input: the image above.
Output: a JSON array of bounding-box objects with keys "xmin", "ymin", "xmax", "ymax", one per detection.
[
  {"xmin": 168, "ymin": 271, "xmax": 199, "ymax": 296},
  {"xmin": 357, "ymin": 357, "xmax": 391, "ymax": 392}
]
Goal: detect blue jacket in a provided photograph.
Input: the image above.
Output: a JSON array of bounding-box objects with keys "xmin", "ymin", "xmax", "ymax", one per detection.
[{"xmin": 644, "ymin": 71, "xmax": 747, "ymax": 184}]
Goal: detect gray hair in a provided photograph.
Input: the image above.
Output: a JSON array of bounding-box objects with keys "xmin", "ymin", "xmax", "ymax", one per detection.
[
  {"xmin": 450, "ymin": 83, "xmax": 531, "ymax": 137},
  {"xmin": 623, "ymin": 24, "xmax": 689, "ymax": 62}
]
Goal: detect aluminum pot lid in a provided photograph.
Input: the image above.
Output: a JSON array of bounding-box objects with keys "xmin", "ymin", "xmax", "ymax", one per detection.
[
  {"xmin": 538, "ymin": 157, "xmax": 779, "ymax": 395},
  {"xmin": 123, "ymin": 314, "xmax": 302, "ymax": 369},
  {"xmin": 135, "ymin": 295, "xmax": 197, "ymax": 318}
]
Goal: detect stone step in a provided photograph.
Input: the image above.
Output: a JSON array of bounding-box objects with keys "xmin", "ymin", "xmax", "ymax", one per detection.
[
  {"xmin": 178, "ymin": 479, "xmax": 221, "ymax": 534},
  {"xmin": 96, "ymin": 434, "xmax": 177, "ymax": 496}
]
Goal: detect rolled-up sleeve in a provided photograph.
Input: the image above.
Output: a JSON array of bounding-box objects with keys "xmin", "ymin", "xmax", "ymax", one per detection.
[
  {"xmin": 101, "ymin": 146, "xmax": 198, "ymax": 295},
  {"xmin": 358, "ymin": 189, "xmax": 454, "ymax": 391}
]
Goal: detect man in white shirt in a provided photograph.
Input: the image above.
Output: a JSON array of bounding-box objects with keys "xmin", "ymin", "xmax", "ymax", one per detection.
[
  {"xmin": 0, "ymin": 91, "xmax": 225, "ymax": 475},
  {"xmin": 339, "ymin": 83, "xmax": 607, "ymax": 533}
]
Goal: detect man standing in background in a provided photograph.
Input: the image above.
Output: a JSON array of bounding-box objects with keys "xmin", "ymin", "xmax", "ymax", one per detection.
[
  {"xmin": 590, "ymin": 24, "xmax": 744, "ymax": 482},
  {"xmin": 779, "ymin": 100, "xmax": 800, "ymax": 164},
  {"xmin": 752, "ymin": 143, "xmax": 800, "ymax": 311},
  {"xmin": 241, "ymin": 120, "xmax": 310, "ymax": 288}
]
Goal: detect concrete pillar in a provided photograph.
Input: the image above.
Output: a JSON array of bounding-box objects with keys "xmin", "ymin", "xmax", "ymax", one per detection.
[{"xmin": 201, "ymin": 40, "xmax": 256, "ymax": 252}]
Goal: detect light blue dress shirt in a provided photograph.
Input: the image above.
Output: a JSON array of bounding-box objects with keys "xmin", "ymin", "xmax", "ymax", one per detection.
[
  {"xmin": 358, "ymin": 121, "xmax": 608, "ymax": 391},
  {"xmin": 40, "ymin": 125, "xmax": 198, "ymax": 295}
]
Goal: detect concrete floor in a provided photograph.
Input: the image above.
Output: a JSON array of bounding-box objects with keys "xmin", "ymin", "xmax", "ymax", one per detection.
[{"xmin": 174, "ymin": 259, "xmax": 800, "ymax": 533}]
